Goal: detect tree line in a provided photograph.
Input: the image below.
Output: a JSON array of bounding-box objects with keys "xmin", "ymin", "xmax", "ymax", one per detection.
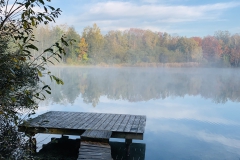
[{"xmin": 33, "ymin": 24, "xmax": 240, "ymax": 67}]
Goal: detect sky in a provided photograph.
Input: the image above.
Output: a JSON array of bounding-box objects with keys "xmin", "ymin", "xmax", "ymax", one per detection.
[{"xmin": 49, "ymin": 0, "xmax": 240, "ymax": 37}]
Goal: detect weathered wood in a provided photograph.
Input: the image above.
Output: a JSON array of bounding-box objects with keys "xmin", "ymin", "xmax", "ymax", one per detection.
[
  {"xmin": 96, "ymin": 114, "xmax": 115, "ymax": 130},
  {"xmin": 67, "ymin": 112, "xmax": 86, "ymax": 129},
  {"xmin": 18, "ymin": 111, "xmax": 146, "ymax": 140},
  {"xmin": 137, "ymin": 115, "xmax": 147, "ymax": 133},
  {"xmin": 81, "ymin": 130, "xmax": 112, "ymax": 143},
  {"xmin": 111, "ymin": 114, "xmax": 126, "ymax": 131},
  {"xmin": 55, "ymin": 112, "xmax": 79, "ymax": 128},
  {"xmin": 117, "ymin": 115, "xmax": 130, "ymax": 132},
  {"xmin": 105, "ymin": 114, "xmax": 120, "ymax": 131},
  {"xmin": 41, "ymin": 111, "xmax": 70, "ymax": 128},
  {"xmin": 85, "ymin": 113, "xmax": 105, "ymax": 129},
  {"xmin": 78, "ymin": 142, "xmax": 112, "ymax": 160},
  {"xmin": 123, "ymin": 115, "xmax": 136, "ymax": 132},
  {"xmin": 76, "ymin": 113, "xmax": 97, "ymax": 129}
]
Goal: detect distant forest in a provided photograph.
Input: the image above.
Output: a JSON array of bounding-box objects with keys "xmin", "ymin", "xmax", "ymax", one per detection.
[{"xmin": 32, "ymin": 23, "xmax": 240, "ymax": 67}]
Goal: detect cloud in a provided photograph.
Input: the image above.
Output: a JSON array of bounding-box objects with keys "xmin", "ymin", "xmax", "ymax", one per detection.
[
  {"xmin": 149, "ymin": 122, "xmax": 240, "ymax": 150},
  {"xmin": 55, "ymin": 1, "xmax": 240, "ymax": 35},
  {"xmin": 85, "ymin": 1, "xmax": 239, "ymax": 21}
]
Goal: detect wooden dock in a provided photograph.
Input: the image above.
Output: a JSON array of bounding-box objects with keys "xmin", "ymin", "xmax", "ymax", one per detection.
[
  {"xmin": 18, "ymin": 111, "xmax": 146, "ymax": 140},
  {"xmin": 18, "ymin": 111, "xmax": 146, "ymax": 159}
]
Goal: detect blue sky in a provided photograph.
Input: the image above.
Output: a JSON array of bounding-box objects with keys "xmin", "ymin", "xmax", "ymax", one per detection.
[{"xmin": 49, "ymin": 0, "xmax": 240, "ymax": 37}]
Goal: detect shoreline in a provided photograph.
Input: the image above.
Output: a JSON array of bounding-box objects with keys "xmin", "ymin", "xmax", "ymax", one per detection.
[{"xmin": 50, "ymin": 62, "xmax": 235, "ymax": 68}]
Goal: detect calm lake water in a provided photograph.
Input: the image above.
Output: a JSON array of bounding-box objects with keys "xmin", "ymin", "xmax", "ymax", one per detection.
[{"xmin": 36, "ymin": 67, "xmax": 240, "ymax": 160}]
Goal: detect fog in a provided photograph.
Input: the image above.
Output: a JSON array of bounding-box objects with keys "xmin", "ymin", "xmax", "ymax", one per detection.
[
  {"xmin": 35, "ymin": 67, "xmax": 240, "ymax": 159},
  {"xmin": 42, "ymin": 67, "xmax": 240, "ymax": 106}
]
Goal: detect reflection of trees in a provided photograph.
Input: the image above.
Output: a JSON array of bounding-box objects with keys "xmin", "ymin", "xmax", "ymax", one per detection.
[{"xmin": 42, "ymin": 67, "xmax": 240, "ymax": 106}]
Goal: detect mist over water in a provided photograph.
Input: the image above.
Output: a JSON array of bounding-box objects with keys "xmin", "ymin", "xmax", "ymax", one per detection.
[{"xmin": 38, "ymin": 67, "xmax": 240, "ymax": 159}]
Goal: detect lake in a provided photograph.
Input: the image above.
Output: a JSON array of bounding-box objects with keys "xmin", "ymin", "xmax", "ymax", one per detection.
[{"xmin": 36, "ymin": 67, "xmax": 240, "ymax": 160}]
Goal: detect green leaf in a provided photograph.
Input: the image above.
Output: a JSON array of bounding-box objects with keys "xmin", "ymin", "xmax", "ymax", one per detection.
[
  {"xmin": 44, "ymin": 16, "xmax": 52, "ymax": 21},
  {"xmin": 42, "ymin": 56, "xmax": 47, "ymax": 62},
  {"xmin": 37, "ymin": 70, "xmax": 43, "ymax": 77},
  {"xmin": 48, "ymin": 5, "xmax": 55, "ymax": 10},
  {"xmin": 39, "ymin": 0, "xmax": 45, "ymax": 5},
  {"xmin": 44, "ymin": 48, "xmax": 53, "ymax": 53},
  {"xmin": 23, "ymin": 49, "xmax": 31, "ymax": 54},
  {"xmin": 23, "ymin": 37, "xmax": 28, "ymax": 43},
  {"xmin": 51, "ymin": 75, "xmax": 64, "ymax": 85},
  {"xmin": 44, "ymin": 6, "xmax": 47, "ymax": 13},
  {"xmin": 26, "ymin": 44, "xmax": 38, "ymax": 51},
  {"xmin": 45, "ymin": 90, "xmax": 51, "ymax": 94},
  {"xmin": 48, "ymin": 60, "xmax": 54, "ymax": 65},
  {"xmin": 61, "ymin": 38, "xmax": 68, "ymax": 46},
  {"xmin": 11, "ymin": 97, "xmax": 16, "ymax": 102},
  {"xmin": 42, "ymin": 85, "xmax": 49, "ymax": 90}
]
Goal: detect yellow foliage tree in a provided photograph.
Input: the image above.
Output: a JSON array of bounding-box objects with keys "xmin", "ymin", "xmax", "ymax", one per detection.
[{"xmin": 78, "ymin": 38, "xmax": 88, "ymax": 61}]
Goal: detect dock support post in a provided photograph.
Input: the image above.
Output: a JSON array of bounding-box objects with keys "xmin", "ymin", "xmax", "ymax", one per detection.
[
  {"xmin": 125, "ymin": 139, "xmax": 132, "ymax": 156},
  {"xmin": 27, "ymin": 132, "xmax": 36, "ymax": 154}
]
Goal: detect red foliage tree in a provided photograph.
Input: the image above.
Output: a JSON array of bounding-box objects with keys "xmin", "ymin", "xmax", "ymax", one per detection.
[{"xmin": 202, "ymin": 36, "xmax": 223, "ymax": 62}]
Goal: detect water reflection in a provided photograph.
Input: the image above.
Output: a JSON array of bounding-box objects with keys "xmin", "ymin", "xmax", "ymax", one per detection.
[
  {"xmin": 43, "ymin": 67, "xmax": 240, "ymax": 106},
  {"xmin": 38, "ymin": 67, "xmax": 240, "ymax": 159}
]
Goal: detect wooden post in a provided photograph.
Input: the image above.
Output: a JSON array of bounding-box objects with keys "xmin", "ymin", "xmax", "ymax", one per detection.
[
  {"xmin": 125, "ymin": 139, "xmax": 132, "ymax": 156},
  {"xmin": 27, "ymin": 132, "xmax": 36, "ymax": 154},
  {"xmin": 32, "ymin": 138, "xmax": 37, "ymax": 153}
]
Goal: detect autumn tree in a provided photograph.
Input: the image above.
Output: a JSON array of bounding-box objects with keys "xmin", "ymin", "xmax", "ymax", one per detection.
[
  {"xmin": 202, "ymin": 36, "xmax": 223, "ymax": 63},
  {"xmin": 78, "ymin": 38, "xmax": 88, "ymax": 61},
  {"xmin": 229, "ymin": 34, "xmax": 240, "ymax": 66},
  {"xmin": 82, "ymin": 23, "xmax": 104, "ymax": 63}
]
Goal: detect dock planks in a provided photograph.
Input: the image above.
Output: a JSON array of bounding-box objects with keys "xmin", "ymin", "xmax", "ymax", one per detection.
[
  {"xmin": 81, "ymin": 130, "xmax": 112, "ymax": 143},
  {"xmin": 78, "ymin": 142, "xmax": 112, "ymax": 160},
  {"xmin": 18, "ymin": 111, "xmax": 146, "ymax": 140}
]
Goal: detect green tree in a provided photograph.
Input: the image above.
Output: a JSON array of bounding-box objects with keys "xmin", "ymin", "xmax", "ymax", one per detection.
[
  {"xmin": 82, "ymin": 23, "xmax": 104, "ymax": 63},
  {"xmin": 0, "ymin": 0, "xmax": 72, "ymax": 158},
  {"xmin": 65, "ymin": 27, "xmax": 80, "ymax": 63}
]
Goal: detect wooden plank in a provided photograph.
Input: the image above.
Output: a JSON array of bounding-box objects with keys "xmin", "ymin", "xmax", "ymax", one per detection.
[
  {"xmin": 85, "ymin": 113, "xmax": 105, "ymax": 129},
  {"xmin": 82, "ymin": 130, "xmax": 90, "ymax": 137},
  {"xmin": 117, "ymin": 115, "xmax": 130, "ymax": 132},
  {"xmin": 53, "ymin": 112, "xmax": 77, "ymax": 128},
  {"xmin": 26, "ymin": 111, "xmax": 59, "ymax": 127},
  {"xmin": 137, "ymin": 116, "xmax": 146, "ymax": 133},
  {"xmin": 81, "ymin": 144, "xmax": 111, "ymax": 149},
  {"xmin": 19, "ymin": 111, "xmax": 146, "ymax": 140},
  {"xmin": 111, "ymin": 114, "xmax": 126, "ymax": 131},
  {"xmin": 81, "ymin": 130, "xmax": 112, "ymax": 143},
  {"xmin": 64, "ymin": 112, "xmax": 86, "ymax": 128},
  {"xmin": 104, "ymin": 114, "xmax": 120, "ymax": 131},
  {"xmin": 25, "ymin": 111, "xmax": 54, "ymax": 126},
  {"xmin": 91, "ymin": 114, "xmax": 111, "ymax": 130},
  {"xmin": 73, "ymin": 113, "xmax": 97, "ymax": 129},
  {"xmin": 96, "ymin": 130, "xmax": 112, "ymax": 139},
  {"xmin": 80, "ymin": 113, "xmax": 102, "ymax": 129},
  {"xmin": 55, "ymin": 112, "xmax": 80, "ymax": 129},
  {"xmin": 96, "ymin": 114, "xmax": 115, "ymax": 130},
  {"xmin": 130, "ymin": 115, "xmax": 141, "ymax": 133},
  {"xmin": 41, "ymin": 111, "xmax": 70, "ymax": 128},
  {"xmin": 67, "ymin": 112, "xmax": 87, "ymax": 128},
  {"xmin": 78, "ymin": 142, "xmax": 112, "ymax": 160},
  {"xmin": 124, "ymin": 115, "xmax": 136, "ymax": 132}
]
